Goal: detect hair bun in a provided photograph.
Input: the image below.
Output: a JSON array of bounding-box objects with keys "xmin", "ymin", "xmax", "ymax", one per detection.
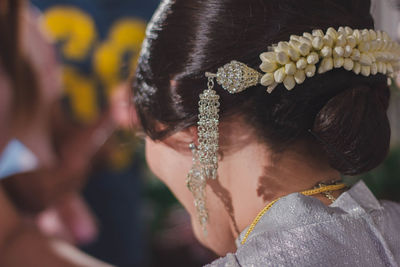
[{"xmin": 313, "ymin": 81, "xmax": 390, "ymax": 175}]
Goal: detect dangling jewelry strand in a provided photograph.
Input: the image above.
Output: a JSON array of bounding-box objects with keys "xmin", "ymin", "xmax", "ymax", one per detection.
[
  {"xmin": 198, "ymin": 73, "xmax": 220, "ymax": 180},
  {"xmin": 186, "ymin": 143, "xmax": 209, "ymax": 236},
  {"xmin": 186, "ymin": 73, "xmax": 221, "ymax": 236}
]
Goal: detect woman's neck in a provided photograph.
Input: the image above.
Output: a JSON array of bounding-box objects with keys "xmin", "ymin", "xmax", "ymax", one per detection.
[{"xmin": 216, "ymin": 140, "xmax": 341, "ymax": 239}]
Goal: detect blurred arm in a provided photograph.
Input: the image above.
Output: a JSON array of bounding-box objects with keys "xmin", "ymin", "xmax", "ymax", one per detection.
[{"xmin": 0, "ymin": 186, "xmax": 112, "ymax": 267}]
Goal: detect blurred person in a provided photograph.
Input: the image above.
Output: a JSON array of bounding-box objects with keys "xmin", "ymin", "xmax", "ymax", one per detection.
[
  {"xmin": 0, "ymin": 0, "xmax": 114, "ymax": 266},
  {"xmin": 30, "ymin": 1, "xmax": 158, "ymax": 266},
  {"xmin": 133, "ymin": 0, "xmax": 400, "ymax": 266}
]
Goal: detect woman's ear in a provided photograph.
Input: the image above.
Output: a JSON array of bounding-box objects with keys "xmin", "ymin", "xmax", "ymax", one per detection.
[
  {"xmin": 160, "ymin": 126, "xmax": 199, "ymax": 153},
  {"xmin": 187, "ymin": 126, "xmax": 199, "ymax": 147}
]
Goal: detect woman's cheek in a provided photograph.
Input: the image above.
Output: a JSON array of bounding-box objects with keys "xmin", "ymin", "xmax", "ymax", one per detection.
[{"xmin": 145, "ymin": 138, "xmax": 194, "ymax": 210}]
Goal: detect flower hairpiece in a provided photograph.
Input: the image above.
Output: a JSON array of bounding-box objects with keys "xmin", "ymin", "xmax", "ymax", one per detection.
[{"xmin": 208, "ymin": 27, "xmax": 400, "ymax": 94}]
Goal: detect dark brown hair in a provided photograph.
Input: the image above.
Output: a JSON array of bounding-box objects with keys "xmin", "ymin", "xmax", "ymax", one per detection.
[
  {"xmin": 0, "ymin": 0, "xmax": 38, "ymax": 123},
  {"xmin": 133, "ymin": 0, "xmax": 391, "ymax": 176}
]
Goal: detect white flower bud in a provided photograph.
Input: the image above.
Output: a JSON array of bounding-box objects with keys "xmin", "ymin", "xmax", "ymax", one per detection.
[
  {"xmin": 390, "ymin": 53, "xmax": 397, "ymax": 61},
  {"xmin": 383, "ymin": 31, "xmax": 390, "ymax": 41},
  {"xmin": 387, "ymin": 63, "xmax": 394, "ymax": 74},
  {"xmin": 276, "ymin": 51, "xmax": 290, "ymax": 65},
  {"xmin": 359, "ymin": 42, "xmax": 370, "ymax": 53},
  {"xmin": 371, "ymin": 63, "xmax": 378, "ymax": 75},
  {"xmin": 288, "ymin": 47, "xmax": 300, "ymax": 61},
  {"xmin": 377, "ymin": 62, "xmax": 384, "ymax": 73},
  {"xmin": 382, "ymin": 41, "xmax": 391, "ymax": 51},
  {"xmin": 376, "ymin": 41, "xmax": 386, "ymax": 52},
  {"xmin": 260, "ymin": 60, "xmax": 278, "ymax": 73},
  {"xmin": 289, "ymin": 40, "xmax": 301, "ymax": 50},
  {"xmin": 377, "ymin": 39, "xmax": 384, "ymax": 50},
  {"xmin": 290, "ymin": 35, "xmax": 301, "ymax": 42},
  {"xmin": 321, "ymin": 46, "xmax": 333, "ymax": 57},
  {"xmin": 387, "ymin": 53, "xmax": 396, "ymax": 61},
  {"xmin": 285, "ymin": 62, "xmax": 297, "ymax": 75},
  {"xmin": 338, "ymin": 27, "xmax": 346, "ymax": 36},
  {"xmin": 375, "ymin": 52, "xmax": 384, "ymax": 61},
  {"xmin": 369, "ymin": 30, "xmax": 377, "ymax": 40},
  {"xmin": 294, "ymin": 69, "xmax": 306, "ymax": 84},
  {"xmin": 368, "ymin": 52, "xmax": 376, "ymax": 63},
  {"xmin": 318, "ymin": 58, "xmax": 333, "ymax": 74},
  {"xmin": 277, "ymin": 41, "xmax": 290, "ymax": 52},
  {"xmin": 307, "ymin": 52, "xmax": 319, "ymax": 65},
  {"xmin": 353, "ymin": 62, "xmax": 361, "ymax": 74},
  {"xmin": 270, "ymin": 44, "xmax": 278, "ymax": 52},
  {"xmin": 334, "ymin": 57, "xmax": 344, "ymax": 68},
  {"xmin": 351, "ymin": 49, "xmax": 361, "ymax": 61},
  {"xmin": 303, "ymin": 32, "xmax": 313, "ymax": 40},
  {"xmin": 343, "ymin": 58, "xmax": 354, "ymax": 71},
  {"xmin": 323, "ymin": 35, "xmax": 334, "ymax": 47},
  {"xmin": 266, "ymin": 83, "xmax": 278, "ymax": 94},
  {"xmin": 299, "ymin": 36, "xmax": 312, "ymax": 46},
  {"xmin": 336, "ymin": 34, "xmax": 346, "ymax": 47},
  {"xmin": 283, "ymin": 75, "xmax": 296, "ymax": 90},
  {"xmin": 312, "ymin": 36, "xmax": 324, "ymax": 50},
  {"xmin": 346, "ymin": 36, "xmax": 357, "ymax": 48},
  {"xmin": 382, "ymin": 62, "xmax": 387, "ymax": 74},
  {"xmin": 326, "ymin": 27, "xmax": 338, "ymax": 39},
  {"xmin": 344, "ymin": 45, "xmax": 353, "ymax": 57},
  {"xmin": 305, "ymin": 64, "xmax": 317, "ymax": 77},
  {"xmin": 260, "ymin": 52, "xmax": 276, "ymax": 62},
  {"xmin": 377, "ymin": 52, "xmax": 387, "ymax": 62},
  {"xmin": 298, "ymin": 42, "xmax": 311, "ymax": 56},
  {"xmin": 361, "ymin": 66, "xmax": 371, "ymax": 76},
  {"xmin": 359, "ymin": 53, "xmax": 372, "ymax": 66},
  {"xmin": 393, "ymin": 62, "xmax": 400, "ymax": 72},
  {"xmin": 369, "ymin": 40, "xmax": 378, "ymax": 51},
  {"xmin": 260, "ymin": 73, "xmax": 275, "ymax": 86},
  {"xmin": 361, "ymin": 29, "xmax": 370, "ymax": 42},
  {"xmin": 312, "ymin": 29, "xmax": 324, "ymax": 37},
  {"xmin": 382, "ymin": 40, "xmax": 389, "ymax": 50},
  {"xmin": 333, "ymin": 46, "xmax": 345, "ymax": 57},
  {"xmin": 296, "ymin": 58, "xmax": 307, "ymax": 69},
  {"xmin": 377, "ymin": 31, "xmax": 383, "ymax": 40},
  {"xmin": 345, "ymin": 27, "xmax": 353, "ymax": 36},
  {"xmin": 353, "ymin": 29, "xmax": 362, "ymax": 44},
  {"xmin": 274, "ymin": 67, "xmax": 286, "ymax": 83}
]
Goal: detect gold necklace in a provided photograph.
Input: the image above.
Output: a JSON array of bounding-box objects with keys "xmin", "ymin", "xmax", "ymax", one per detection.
[{"xmin": 240, "ymin": 183, "xmax": 347, "ymax": 245}]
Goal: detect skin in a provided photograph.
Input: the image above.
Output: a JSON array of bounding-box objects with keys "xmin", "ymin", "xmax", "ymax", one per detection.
[
  {"xmin": 14, "ymin": 7, "xmax": 62, "ymax": 167},
  {"xmin": 0, "ymin": 63, "xmax": 12, "ymax": 153},
  {"xmin": 145, "ymin": 118, "xmax": 342, "ymax": 256}
]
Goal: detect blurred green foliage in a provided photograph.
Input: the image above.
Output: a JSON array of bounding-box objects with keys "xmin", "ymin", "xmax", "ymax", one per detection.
[{"xmin": 361, "ymin": 146, "xmax": 400, "ymax": 201}]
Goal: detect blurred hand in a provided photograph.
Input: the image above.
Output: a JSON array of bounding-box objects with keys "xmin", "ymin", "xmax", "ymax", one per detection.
[
  {"xmin": 110, "ymin": 82, "xmax": 139, "ymax": 129},
  {"xmin": 2, "ymin": 105, "xmax": 115, "ymax": 213},
  {"xmin": 36, "ymin": 192, "xmax": 98, "ymax": 245}
]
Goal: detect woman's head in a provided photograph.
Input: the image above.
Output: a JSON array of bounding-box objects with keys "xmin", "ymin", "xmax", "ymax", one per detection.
[{"xmin": 134, "ymin": 0, "xmax": 391, "ymax": 253}]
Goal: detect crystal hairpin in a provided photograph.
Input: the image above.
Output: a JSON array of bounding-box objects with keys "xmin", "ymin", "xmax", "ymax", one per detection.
[{"xmin": 206, "ymin": 60, "xmax": 262, "ymax": 94}]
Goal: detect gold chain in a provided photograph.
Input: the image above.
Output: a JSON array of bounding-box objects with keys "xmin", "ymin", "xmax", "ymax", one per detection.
[{"xmin": 240, "ymin": 183, "xmax": 347, "ymax": 245}]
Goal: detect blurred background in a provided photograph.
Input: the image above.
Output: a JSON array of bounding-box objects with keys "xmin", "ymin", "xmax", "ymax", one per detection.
[{"xmin": 0, "ymin": 0, "xmax": 399, "ymax": 267}]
